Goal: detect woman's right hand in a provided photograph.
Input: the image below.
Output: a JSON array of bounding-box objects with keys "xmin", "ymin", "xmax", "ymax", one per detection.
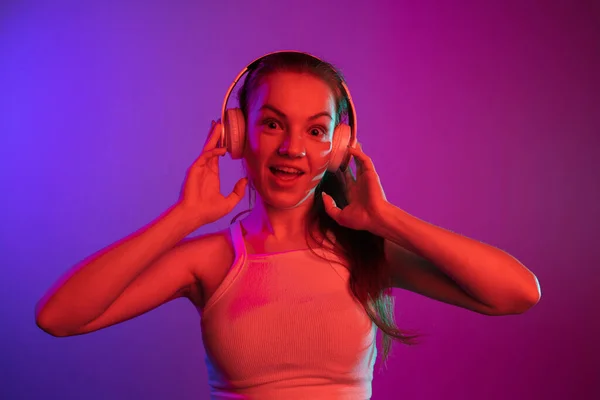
[{"xmin": 176, "ymin": 120, "xmax": 248, "ymax": 227}]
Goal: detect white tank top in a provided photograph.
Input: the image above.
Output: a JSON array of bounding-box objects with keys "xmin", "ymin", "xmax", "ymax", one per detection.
[{"xmin": 200, "ymin": 220, "xmax": 378, "ymax": 399}]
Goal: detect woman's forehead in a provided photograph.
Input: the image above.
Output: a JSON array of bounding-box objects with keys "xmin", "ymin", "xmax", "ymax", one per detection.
[{"xmin": 249, "ymin": 72, "xmax": 336, "ymax": 115}]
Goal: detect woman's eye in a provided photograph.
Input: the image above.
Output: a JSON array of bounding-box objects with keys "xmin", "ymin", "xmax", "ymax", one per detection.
[
  {"xmin": 310, "ymin": 127, "xmax": 326, "ymax": 136},
  {"xmin": 263, "ymin": 119, "xmax": 281, "ymax": 130}
]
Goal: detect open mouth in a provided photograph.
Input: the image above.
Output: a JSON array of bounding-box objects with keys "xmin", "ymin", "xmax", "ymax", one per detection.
[{"xmin": 269, "ymin": 166, "xmax": 305, "ymax": 182}]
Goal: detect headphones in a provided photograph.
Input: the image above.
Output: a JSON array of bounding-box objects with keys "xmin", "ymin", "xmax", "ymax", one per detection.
[{"xmin": 218, "ymin": 50, "xmax": 358, "ymax": 172}]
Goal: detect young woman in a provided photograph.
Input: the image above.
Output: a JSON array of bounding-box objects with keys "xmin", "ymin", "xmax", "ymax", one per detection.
[{"xmin": 35, "ymin": 51, "xmax": 541, "ymax": 399}]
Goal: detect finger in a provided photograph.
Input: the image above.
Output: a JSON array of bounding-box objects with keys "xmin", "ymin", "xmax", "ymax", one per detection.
[
  {"xmin": 207, "ymin": 147, "xmax": 227, "ymax": 174},
  {"xmin": 225, "ymin": 177, "xmax": 249, "ymax": 208},
  {"xmin": 203, "ymin": 147, "xmax": 227, "ymax": 162},
  {"xmin": 348, "ymin": 143, "xmax": 375, "ymax": 173},
  {"xmin": 344, "ymin": 163, "xmax": 356, "ymax": 184},
  {"xmin": 202, "ymin": 119, "xmax": 223, "ymax": 153},
  {"xmin": 191, "ymin": 147, "xmax": 226, "ymax": 170},
  {"xmin": 202, "ymin": 120, "xmax": 216, "ymax": 149},
  {"xmin": 192, "ymin": 121, "xmax": 219, "ymax": 167},
  {"xmin": 322, "ymin": 192, "xmax": 341, "ymax": 221}
]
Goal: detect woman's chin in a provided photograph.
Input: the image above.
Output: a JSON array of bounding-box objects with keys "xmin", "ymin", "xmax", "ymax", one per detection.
[{"xmin": 264, "ymin": 191, "xmax": 313, "ymax": 210}]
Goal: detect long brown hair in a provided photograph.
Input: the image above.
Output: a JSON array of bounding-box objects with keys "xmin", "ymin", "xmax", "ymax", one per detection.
[{"xmin": 231, "ymin": 52, "xmax": 422, "ymax": 369}]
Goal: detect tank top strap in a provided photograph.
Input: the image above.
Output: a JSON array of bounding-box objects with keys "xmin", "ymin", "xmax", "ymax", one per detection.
[
  {"xmin": 202, "ymin": 221, "xmax": 247, "ymax": 314},
  {"xmin": 229, "ymin": 219, "xmax": 248, "ymax": 259}
]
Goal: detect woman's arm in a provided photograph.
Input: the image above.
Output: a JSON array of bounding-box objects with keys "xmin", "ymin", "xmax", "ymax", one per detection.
[
  {"xmin": 35, "ymin": 204, "xmax": 204, "ymax": 337},
  {"xmin": 374, "ymin": 203, "xmax": 541, "ymax": 315}
]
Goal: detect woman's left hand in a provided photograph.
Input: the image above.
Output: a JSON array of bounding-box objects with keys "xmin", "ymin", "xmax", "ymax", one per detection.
[{"xmin": 322, "ymin": 143, "xmax": 389, "ymax": 232}]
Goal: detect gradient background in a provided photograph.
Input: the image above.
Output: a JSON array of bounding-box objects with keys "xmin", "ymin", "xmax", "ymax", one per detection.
[{"xmin": 2, "ymin": 1, "xmax": 598, "ymax": 399}]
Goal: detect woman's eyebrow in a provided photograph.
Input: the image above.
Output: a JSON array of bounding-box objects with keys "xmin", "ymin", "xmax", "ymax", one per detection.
[{"xmin": 259, "ymin": 104, "xmax": 332, "ymax": 121}]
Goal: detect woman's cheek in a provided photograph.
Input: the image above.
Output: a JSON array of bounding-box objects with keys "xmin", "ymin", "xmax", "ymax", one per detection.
[{"xmin": 318, "ymin": 139, "xmax": 333, "ymax": 157}]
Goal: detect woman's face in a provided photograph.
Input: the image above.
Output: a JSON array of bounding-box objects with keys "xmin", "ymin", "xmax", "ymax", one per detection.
[{"xmin": 242, "ymin": 71, "xmax": 337, "ymax": 210}]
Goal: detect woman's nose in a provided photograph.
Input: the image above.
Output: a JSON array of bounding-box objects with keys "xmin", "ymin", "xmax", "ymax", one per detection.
[{"xmin": 278, "ymin": 133, "xmax": 306, "ymax": 158}]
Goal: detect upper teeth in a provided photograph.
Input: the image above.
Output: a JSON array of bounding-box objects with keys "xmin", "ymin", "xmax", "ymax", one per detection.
[{"xmin": 274, "ymin": 166, "xmax": 302, "ymax": 174}]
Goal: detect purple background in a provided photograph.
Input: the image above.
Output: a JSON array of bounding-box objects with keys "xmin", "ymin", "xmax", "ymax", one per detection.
[{"xmin": 2, "ymin": 1, "xmax": 598, "ymax": 399}]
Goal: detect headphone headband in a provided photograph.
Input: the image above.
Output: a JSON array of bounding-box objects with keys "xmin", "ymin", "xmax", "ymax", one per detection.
[{"xmin": 219, "ymin": 50, "xmax": 358, "ymax": 160}]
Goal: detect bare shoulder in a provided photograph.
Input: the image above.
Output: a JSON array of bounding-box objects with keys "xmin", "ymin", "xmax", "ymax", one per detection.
[
  {"xmin": 183, "ymin": 226, "xmax": 236, "ymax": 308},
  {"xmin": 188, "ymin": 228, "xmax": 236, "ymax": 272}
]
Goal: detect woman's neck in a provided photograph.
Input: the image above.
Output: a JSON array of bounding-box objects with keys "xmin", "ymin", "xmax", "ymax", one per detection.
[
  {"xmin": 241, "ymin": 202, "xmax": 311, "ymax": 241},
  {"xmin": 238, "ymin": 195, "xmax": 334, "ymax": 253}
]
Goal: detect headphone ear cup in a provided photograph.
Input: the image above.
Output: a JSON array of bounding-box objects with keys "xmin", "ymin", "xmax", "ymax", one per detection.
[
  {"xmin": 224, "ymin": 108, "xmax": 246, "ymax": 159},
  {"xmin": 328, "ymin": 123, "xmax": 351, "ymax": 172}
]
